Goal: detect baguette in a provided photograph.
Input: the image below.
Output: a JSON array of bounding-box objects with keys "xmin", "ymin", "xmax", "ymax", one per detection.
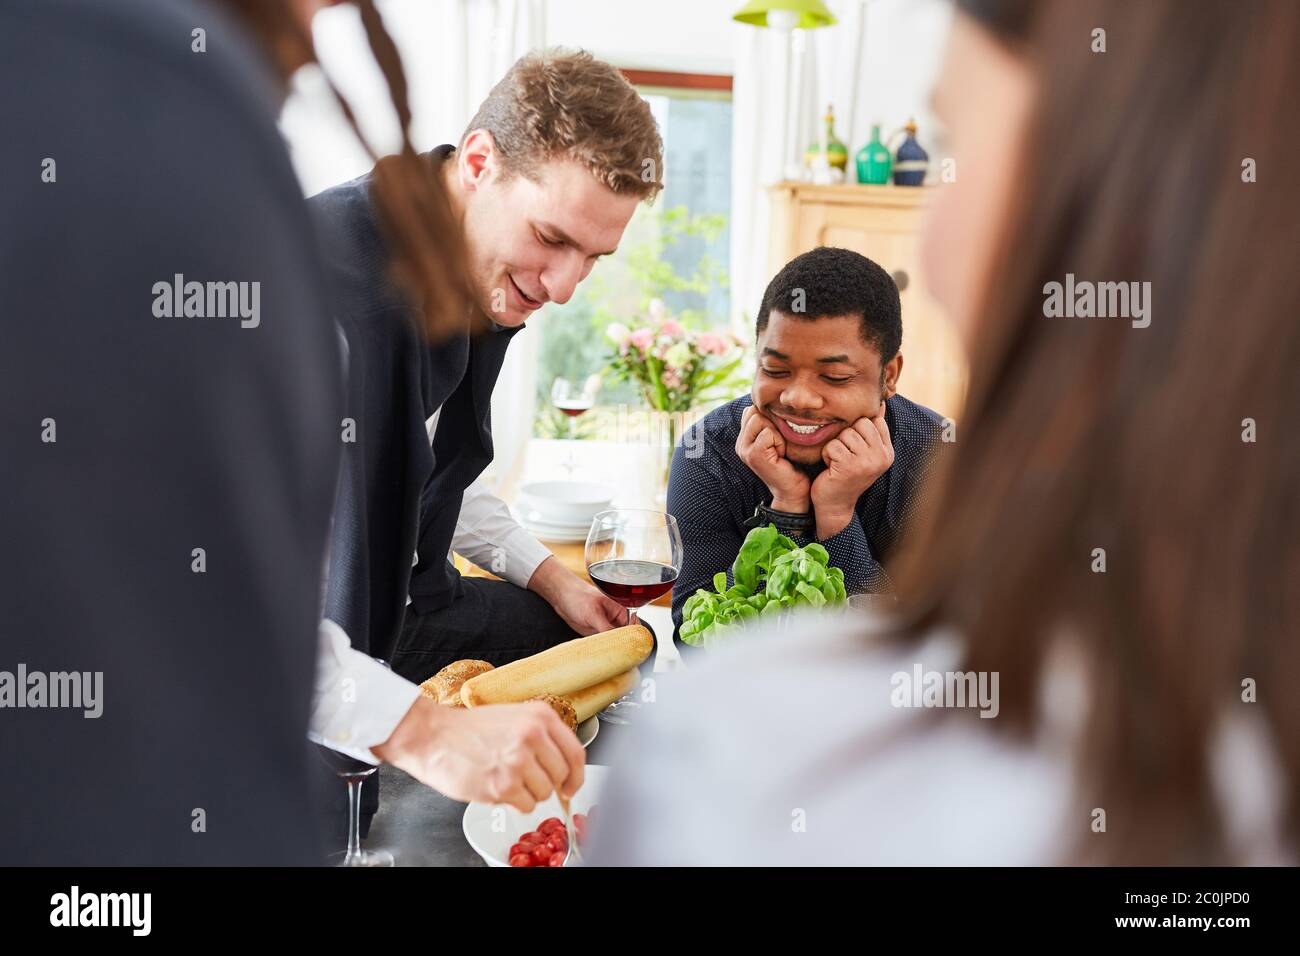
[
  {"xmin": 531, "ymin": 694, "xmax": 579, "ymax": 733},
  {"xmin": 568, "ymin": 667, "xmax": 639, "ymax": 723},
  {"xmin": 418, "ymin": 660, "xmax": 493, "ymax": 707},
  {"xmin": 459, "ymin": 625, "xmax": 653, "ymax": 707}
]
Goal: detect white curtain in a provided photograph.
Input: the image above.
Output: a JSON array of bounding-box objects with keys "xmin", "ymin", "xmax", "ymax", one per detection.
[
  {"xmin": 280, "ymin": 0, "xmax": 548, "ymax": 489},
  {"xmin": 728, "ymin": 0, "xmax": 952, "ymax": 329},
  {"xmin": 407, "ymin": 0, "xmax": 549, "ymax": 490}
]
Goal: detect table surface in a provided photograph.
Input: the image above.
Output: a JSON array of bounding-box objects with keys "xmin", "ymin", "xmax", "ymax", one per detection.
[
  {"xmin": 365, "ymin": 714, "xmax": 632, "ymax": 867},
  {"xmin": 364, "ymin": 604, "xmax": 677, "ymax": 866}
]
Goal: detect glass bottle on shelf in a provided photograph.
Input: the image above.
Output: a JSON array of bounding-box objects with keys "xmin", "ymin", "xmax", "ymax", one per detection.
[
  {"xmin": 855, "ymin": 123, "xmax": 892, "ymax": 185},
  {"xmin": 804, "ymin": 104, "xmax": 848, "ymax": 178}
]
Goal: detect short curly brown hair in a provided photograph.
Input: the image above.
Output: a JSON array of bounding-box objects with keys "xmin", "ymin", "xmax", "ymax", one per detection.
[{"xmin": 463, "ymin": 48, "xmax": 664, "ymax": 202}]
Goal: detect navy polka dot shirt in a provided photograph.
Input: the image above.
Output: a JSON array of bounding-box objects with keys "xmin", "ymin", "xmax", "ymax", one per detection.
[{"xmin": 667, "ymin": 393, "xmax": 945, "ymax": 631}]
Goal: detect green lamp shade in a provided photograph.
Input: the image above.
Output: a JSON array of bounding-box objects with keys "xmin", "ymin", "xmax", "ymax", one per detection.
[{"xmin": 732, "ymin": 0, "xmax": 837, "ymax": 30}]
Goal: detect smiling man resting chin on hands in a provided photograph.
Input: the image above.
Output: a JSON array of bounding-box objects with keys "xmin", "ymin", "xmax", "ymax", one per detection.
[{"xmin": 667, "ymin": 247, "xmax": 946, "ymax": 636}]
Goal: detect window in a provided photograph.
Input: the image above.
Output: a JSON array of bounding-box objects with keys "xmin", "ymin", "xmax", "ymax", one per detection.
[{"xmin": 533, "ymin": 72, "xmax": 734, "ymax": 439}]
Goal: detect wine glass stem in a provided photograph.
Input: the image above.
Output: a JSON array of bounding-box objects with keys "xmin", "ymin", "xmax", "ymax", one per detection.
[{"xmin": 345, "ymin": 776, "xmax": 363, "ymax": 862}]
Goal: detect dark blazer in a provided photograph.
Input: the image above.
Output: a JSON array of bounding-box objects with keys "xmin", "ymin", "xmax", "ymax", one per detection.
[
  {"xmin": 0, "ymin": 0, "xmax": 341, "ymax": 864},
  {"xmin": 309, "ymin": 146, "xmax": 520, "ymax": 664}
]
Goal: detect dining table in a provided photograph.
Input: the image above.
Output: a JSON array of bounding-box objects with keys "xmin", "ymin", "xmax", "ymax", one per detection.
[{"xmin": 364, "ymin": 603, "xmax": 683, "ymax": 866}]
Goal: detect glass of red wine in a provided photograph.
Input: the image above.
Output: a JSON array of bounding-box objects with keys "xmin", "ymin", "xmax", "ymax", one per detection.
[
  {"xmin": 584, "ymin": 509, "xmax": 682, "ymax": 724},
  {"xmin": 551, "ymin": 375, "xmax": 600, "ymax": 478},
  {"xmin": 314, "ymin": 658, "xmax": 395, "ymax": 867}
]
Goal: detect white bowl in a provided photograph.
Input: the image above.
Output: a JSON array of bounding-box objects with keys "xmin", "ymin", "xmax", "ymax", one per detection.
[
  {"xmin": 462, "ymin": 764, "xmax": 609, "ymax": 867},
  {"xmin": 516, "ymin": 480, "xmax": 614, "ymax": 526}
]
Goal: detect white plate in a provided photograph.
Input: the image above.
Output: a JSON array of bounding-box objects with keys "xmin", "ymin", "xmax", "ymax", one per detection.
[
  {"xmin": 520, "ymin": 510, "xmax": 591, "ymax": 533},
  {"xmin": 577, "ymin": 715, "xmax": 598, "ymax": 748},
  {"xmin": 463, "ymin": 764, "xmax": 609, "ymax": 867},
  {"xmin": 520, "ymin": 520, "xmax": 590, "ymax": 544},
  {"xmin": 517, "ymin": 481, "xmax": 614, "ymax": 525}
]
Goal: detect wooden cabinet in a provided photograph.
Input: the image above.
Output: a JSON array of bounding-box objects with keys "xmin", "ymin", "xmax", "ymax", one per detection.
[{"xmin": 767, "ymin": 183, "xmax": 967, "ymax": 420}]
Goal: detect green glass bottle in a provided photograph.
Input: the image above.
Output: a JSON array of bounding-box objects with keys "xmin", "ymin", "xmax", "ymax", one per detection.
[
  {"xmin": 855, "ymin": 123, "xmax": 892, "ymax": 185},
  {"xmin": 804, "ymin": 104, "xmax": 848, "ymax": 173}
]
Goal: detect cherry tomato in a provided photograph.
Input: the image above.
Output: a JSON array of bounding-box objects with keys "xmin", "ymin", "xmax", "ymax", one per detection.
[
  {"xmin": 546, "ymin": 853, "xmax": 565, "ymax": 867},
  {"xmin": 538, "ymin": 817, "xmax": 564, "ymax": 833},
  {"xmin": 509, "ymin": 842, "xmax": 531, "ymax": 858},
  {"xmin": 530, "ymin": 844, "xmax": 552, "ymax": 864},
  {"xmin": 546, "ymin": 834, "xmax": 567, "ymax": 853},
  {"xmin": 509, "ymin": 853, "xmax": 533, "ymax": 868},
  {"xmin": 519, "ymin": 830, "xmax": 545, "ymax": 845}
]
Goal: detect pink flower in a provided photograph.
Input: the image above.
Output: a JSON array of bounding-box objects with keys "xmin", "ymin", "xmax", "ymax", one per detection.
[
  {"xmin": 662, "ymin": 369, "xmax": 683, "ymax": 390},
  {"xmin": 604, "ymin": 322, "xmax": 631, "ymax": 347},
  {"xmin": 696, "ymin": 332, "xmax": 730, "ymax": 356},
  {"xmin": 629, "ymin": 327, "xmax": 655, "ymax": 353},
  {"xmin": 660, "ymin": 319, "xmax": 685, "ymax": 338}
]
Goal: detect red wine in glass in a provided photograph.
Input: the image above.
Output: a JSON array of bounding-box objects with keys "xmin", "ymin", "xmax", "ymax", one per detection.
[
  {"xmin": 584, "ymin": 510, "xmax": 683, "ymax": 725},
  {"xmin": 554, "ymin": 398, "xmax": 593, "ymax": 418},
  {"xmin": 314, "ymin": 657, "xmax": 394, "ymax": 867},
  {"xmin": 589, "ymin": 558, "xmax": 677, "ymax": 608},
  {"xmin": 551, "ymin": 377, "xmax": 600, "ymax": 478}
]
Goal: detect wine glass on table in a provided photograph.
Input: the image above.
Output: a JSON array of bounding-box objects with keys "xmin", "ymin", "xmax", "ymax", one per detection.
[
  {"xmin": 551, "ymin": 375, "xmax": 600, "ymax": 478},
  {"xmin": 584, "ymin": 509, "xmax": 682, "ymax": 724},
  {"xmin": 314, "ymin": 658, "xmax": 395, "ymax": 867}
]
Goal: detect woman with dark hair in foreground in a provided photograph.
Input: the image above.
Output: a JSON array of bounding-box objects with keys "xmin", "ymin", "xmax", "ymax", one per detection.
[
  {"xmin": 0, "ymin": 0, "xmax": 577, "ymax": 865},
  {"xmin": 592, "ymin": 0, "xmax": 1299, "ymax": 866}
]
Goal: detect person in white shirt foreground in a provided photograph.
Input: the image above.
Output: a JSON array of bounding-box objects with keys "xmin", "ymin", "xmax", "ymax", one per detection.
[{"xmin": 591, "ymin": 0, "xmax": 1300, "ymax": 866}]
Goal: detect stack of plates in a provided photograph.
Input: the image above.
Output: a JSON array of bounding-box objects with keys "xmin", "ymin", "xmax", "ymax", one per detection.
[{"xmin": 515, "ymin": 480, "xmax": 614, "ymax": 543}]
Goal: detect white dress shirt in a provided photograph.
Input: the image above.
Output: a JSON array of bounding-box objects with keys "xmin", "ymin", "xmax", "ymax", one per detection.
[
  {"xmin": 425, "ymin": 407, "xmax": 552, "ymax": 591},
  {"xmin": 307, "ymin": 406, "xmax": 551, "ymax": 764}
]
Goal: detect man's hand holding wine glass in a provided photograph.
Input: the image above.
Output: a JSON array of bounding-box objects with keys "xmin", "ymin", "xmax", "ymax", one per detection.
[{"xmin": 527, "ymin": 554, "xmax": 628, "ymax": 635}]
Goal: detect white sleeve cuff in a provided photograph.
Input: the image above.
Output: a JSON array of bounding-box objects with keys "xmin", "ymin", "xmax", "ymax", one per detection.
[{"xmin": 309, "ymin": 619, "xmax": 422, "ymax": 765}]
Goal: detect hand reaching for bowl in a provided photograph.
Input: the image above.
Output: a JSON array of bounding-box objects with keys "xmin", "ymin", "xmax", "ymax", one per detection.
[{"xmin": 372, "ymin": 695, "xmax": 585, "ymax": 813}]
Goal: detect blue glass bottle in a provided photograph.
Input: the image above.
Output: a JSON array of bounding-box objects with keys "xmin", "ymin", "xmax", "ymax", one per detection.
[{"xmin": 892, "ymin": 119, "xmax": 929, "ymax": 187}]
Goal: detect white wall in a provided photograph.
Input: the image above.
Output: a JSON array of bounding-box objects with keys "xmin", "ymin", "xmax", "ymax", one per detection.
[
  {"xmin": 279, "ymin": 0, "xmax": 952, "ymax": 197},
  {"xmin": 545, "ymin": 0, "xmax": 737, "ymax": 73}
]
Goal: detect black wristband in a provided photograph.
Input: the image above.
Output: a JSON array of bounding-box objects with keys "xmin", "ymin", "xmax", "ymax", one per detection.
[{"xmin": 743, "ymin": 501, "xmax": 815, "ymax": 534}]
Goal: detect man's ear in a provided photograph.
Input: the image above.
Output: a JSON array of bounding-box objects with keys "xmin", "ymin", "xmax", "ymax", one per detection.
[
  {"xmin": 881, "ymin": 352, "xmax": 903, "ymax": 399},
  {"xmin": 457, "ymin": 129, "xmax": 499, "ymax": 191}
]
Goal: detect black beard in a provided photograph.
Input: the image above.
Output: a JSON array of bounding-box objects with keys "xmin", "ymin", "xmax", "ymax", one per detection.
[{"xmin": 791, "ymin": 457, "xmax": 827, "ymax": 479}]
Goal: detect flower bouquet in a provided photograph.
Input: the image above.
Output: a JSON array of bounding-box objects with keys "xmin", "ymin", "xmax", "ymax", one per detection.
[{"xmin": 604, "ymin": 299, "xmax": 746, "ymax": 492}]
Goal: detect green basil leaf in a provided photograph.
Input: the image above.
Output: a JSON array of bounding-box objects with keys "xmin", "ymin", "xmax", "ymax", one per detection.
[
  {"xmin": 738, "ymin": 524, "xmax": 777, "ymax": 564},
  {"xmin": 795, "ymin": 581, "xmax": 827, "ymax": 607}
]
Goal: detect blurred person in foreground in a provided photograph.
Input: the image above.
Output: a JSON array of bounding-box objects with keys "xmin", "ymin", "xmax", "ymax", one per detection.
[
  {"xmin": 0, "ymin": 0, "xmax": 580, "ymax": 865},
  {"xmin": 592, "ymin": 0, "xmax": 1299, "ymax": 865}
]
